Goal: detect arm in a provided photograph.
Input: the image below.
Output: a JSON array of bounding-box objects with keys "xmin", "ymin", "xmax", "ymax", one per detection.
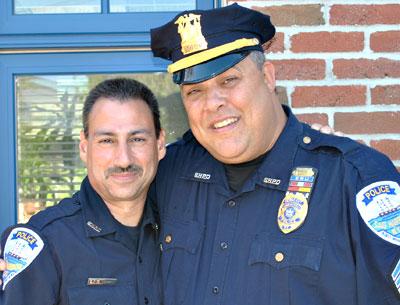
[
  {"xmin": 347, "ymin": 151, "xmax": 400, "ymax": 304},
  {"xmin": 0, "ymin": 226, "xmax": 60, "ymax": 305}
]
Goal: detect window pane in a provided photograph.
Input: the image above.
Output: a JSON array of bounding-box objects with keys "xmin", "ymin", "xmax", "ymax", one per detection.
[
  {"xmin": 110, "ymin": 0, "xmax": 195, "ymax": 12},
  {"xmin": 14, "ymin": 0, "xmax": 101, "ymax": 14},
  {"xmin": 16, "ymin": 73, "xmax": 185, "ymax": 223}
]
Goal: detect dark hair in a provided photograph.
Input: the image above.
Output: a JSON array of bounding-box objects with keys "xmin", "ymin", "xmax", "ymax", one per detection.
[{"xmin": 83, "ymin": 78, "xmax": 161, "ymax": 138}]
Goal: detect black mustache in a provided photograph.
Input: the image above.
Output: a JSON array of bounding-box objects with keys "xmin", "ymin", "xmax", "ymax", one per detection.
[{"xmin": 105, "ymin": 164, "xmax": 143, "ymax": 178}]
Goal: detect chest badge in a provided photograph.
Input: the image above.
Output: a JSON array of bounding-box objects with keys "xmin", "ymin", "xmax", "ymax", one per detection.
[{"xmin": 277, "ymin": 167, "xmax": 318, "ymax": 234}]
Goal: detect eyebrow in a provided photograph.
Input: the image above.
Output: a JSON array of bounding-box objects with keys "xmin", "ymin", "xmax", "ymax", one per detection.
[{"xmin": 93, "ymin": 129, "xmax": 152, "ymax": 137}]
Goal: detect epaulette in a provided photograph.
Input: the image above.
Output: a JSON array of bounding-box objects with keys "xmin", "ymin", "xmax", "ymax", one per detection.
[
  {"xmin": 28, "ymin": 193, "xmax": 82, "ymax": 231},
  {"xmin": 299, "ymin": 123, "xmax": 398, "ymax": 182},
  {"xmin": 298, "ymin": 123, "xmax": 360, "ymax": 155}
]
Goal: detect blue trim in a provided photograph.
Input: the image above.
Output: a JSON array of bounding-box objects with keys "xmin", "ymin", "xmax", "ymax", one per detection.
[
  {"xmin": 0, "ymin": 59, "xmax": 17, "ymax": 232},
  {"xmin": 0, "ymin": 51, "xmax": 170, "ymax": 231},
  {"xmin": 0, "ymin": 1, "xmax": 214, "ymax": 35},
  {"xmin": 0, "ymin": 0, "xmax": 216, "ymax": 49}
]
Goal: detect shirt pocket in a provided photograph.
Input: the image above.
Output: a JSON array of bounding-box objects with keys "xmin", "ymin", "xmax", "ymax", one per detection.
[
  {"xmin": 67, "ymin": 284, "xmax": 136, "ymax": 305},
  {"xmin": 247, "ymin": 232, "xmax": 324, "ymax": 305},
  {"xmin": 159, "ymin": 216, "xmax": 204, "ymax": 305}
]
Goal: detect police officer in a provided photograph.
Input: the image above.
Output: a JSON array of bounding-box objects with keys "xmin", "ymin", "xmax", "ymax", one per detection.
[
  {"xmin": 150, "ymin": 4, "xmax": 400, "ymax": 305},
  {"xmin": 0, "ymin": 78, "xmax": 165, "ymax": 305}
]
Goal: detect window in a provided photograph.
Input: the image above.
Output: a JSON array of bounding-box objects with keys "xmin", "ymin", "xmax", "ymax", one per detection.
[{"xmin": 0, "ymin": 0, "xmax": 218, "ymax": 230}]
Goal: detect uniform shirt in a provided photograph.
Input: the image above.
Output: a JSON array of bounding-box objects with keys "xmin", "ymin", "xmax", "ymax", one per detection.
[
  {"xmin": 152, "ymin": 106, "xmax": 400, "ymax": 305},
  {"xmin": 1, "ymin": 177, "xmax": 162, "ymax": 305}
]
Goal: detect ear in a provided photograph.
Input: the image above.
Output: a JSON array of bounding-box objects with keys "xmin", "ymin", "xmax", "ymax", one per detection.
[
  {"xmin": 157, "ymin": 129, "xmax": 167, "ymax": 161},
  {"xmin": 79, "ymin": 130, "xmax": 88, "ymax": 164},
  {"xmin": 262, "ymin": 61, "xmax": 276, "ymax": 93}
]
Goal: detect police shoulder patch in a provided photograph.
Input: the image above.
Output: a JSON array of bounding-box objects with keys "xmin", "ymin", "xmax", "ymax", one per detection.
[
  {"xmin": 356, "ymin": 181, "xmax": 400, "ymax": 246},
  {"xmin": 2, "ymin": 227, "xmax": 44, "ymax": 290}
]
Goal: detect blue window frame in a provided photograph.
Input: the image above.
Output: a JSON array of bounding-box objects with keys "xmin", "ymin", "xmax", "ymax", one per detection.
[
  {"xmin": 0, "ymin": 0, "xmax": 216, "ymax": 49},
  {"xmin": 0, "ymin": 0, "xmax": 220, "ymax": 230},
  {"xmin": 0, "ymin": 51, "xmax": 172, "ymax": 231}
]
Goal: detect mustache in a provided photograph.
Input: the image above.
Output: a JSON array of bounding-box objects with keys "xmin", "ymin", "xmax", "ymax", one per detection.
[{"xmin": 105, "ymin": 164, "xmax": 143, "ymax": 179}]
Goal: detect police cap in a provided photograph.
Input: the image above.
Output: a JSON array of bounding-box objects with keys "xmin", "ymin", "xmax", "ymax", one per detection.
[{"xmin": 150, "ymin": 4, "xmax": 275, "ymax": 84}]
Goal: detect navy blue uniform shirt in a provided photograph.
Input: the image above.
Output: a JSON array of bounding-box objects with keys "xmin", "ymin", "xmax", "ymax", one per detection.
[
  {"xmin": 152, "ymin": 106, "xmax": 400, "ymax": 305},
  {"xmin": 1, "ymin": 177, "xmax": 162, "ymax": 305}
]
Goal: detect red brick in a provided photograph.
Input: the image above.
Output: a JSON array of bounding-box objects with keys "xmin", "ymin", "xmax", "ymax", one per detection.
[
  {"xmin": 330, "ymin": 5, "xmax": 400, "ymax": 25},
  {"xmin": 370, "ymin": 31, "xmax": 400, "ymax": 52},
  {"xmin": 371, "ymin": 85, "xmax": 400, "ymax": 105},
  {"xmin": 333, "ymin": 58, "xmax": 400, "ymax": 79},
  {"xmin": 292, "ymin": 86, "xmax": 366, "ymax": 107},
  {"xmin": 296, "ymin": 113, "xmax": 328, "ymax": 126},
  {"xmin": 334, "ymin": 112, "xmax": 400, "ymax": 134},
  {"xmin": 253, "ymin": 5, "xmax": 324, "ymax": 26},
  {"xmin": 370, "ymin": 140, "xmax": 400, "ymax": 160},
  {"xmin": 291, "ymin": 32, "xmax": 364, "ymax": 53},
  {"xmin": 265, "ymin": 32, "xmax": 284, "ymax": 53},
  {"xmin": 272, "ymin": 59, "xmax": 325, "ymax": 80}
]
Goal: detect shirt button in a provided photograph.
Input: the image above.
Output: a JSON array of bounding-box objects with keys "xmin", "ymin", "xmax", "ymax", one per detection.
[
  {"xmin": 144, "ymin": 297, "xmax": 149, "ymax": 304},
  {"xmin": 303, "ymin": 136, "xmax": 311, "ymax": 144},
  {"xmin": 165, "ymin": 234, "xmax": 172, "ymax": 243},
  {"xmin": 228, "ymin": 200, "xmax": 236, "ymax": 207},
  {"xmin": 220, "ymin": 242, "xmax": 228, "ymax": 250},
  {"xmin": 275, "ymin": 252, "xmax": 285, "ymax": 262},
  {"xmin": 138, "ymin": 256, "xmax": 143, "ymax": 264},
  {"xmin": 212, "ymin": 286, "xmax": 219, "ymax": 294}
]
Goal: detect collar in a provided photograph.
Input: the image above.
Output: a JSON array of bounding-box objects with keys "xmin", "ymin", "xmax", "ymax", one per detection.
[
  {"xmin": 252, "ymin": 105, "xmax": 303, "ymax": 192},
  {"xmin": 79, "ymin": 177, "xmax": 158, "ymax": 238},
  {"xmin": 180, "ymin": 106, "xmax": 305, "ymax": 193}
]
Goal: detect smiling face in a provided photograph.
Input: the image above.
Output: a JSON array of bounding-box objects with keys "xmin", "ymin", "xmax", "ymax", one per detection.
[
  {"xmin": 79, "ymin": 98, "xmax": 166, "ymax": 206},
  {"xmin": 180, "ymin": 55, "xmax": 285, "ymax": 164}
]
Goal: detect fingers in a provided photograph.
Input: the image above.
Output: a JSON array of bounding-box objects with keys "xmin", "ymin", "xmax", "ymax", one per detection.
[{"xmin": 310, "ymin": 123, "xmax": 345, "ymax": 137}]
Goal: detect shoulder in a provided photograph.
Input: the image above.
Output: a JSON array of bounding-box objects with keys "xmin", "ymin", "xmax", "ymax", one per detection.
[
  {"xmin": 299, "ymin": 124, "xmax": 399, "ymax": 183},
  {"xmin": 161, "ymin": 130, "xmax": 209, "ymax": 169},
  {"xmin": 26, "ymin": 193, "xmax": 82, "ymax": 232}
]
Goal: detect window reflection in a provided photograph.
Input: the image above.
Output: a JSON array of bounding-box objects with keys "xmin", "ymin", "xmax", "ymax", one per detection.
[
  {"xmin": 14, "ymin": 0, "xmax": 101, "ymax": 14},
  {"xmin": 109, "ymin": 0, "xmax": 195, "ymax": 12}
]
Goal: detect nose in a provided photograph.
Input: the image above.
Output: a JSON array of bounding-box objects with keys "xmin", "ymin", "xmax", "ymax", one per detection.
[
  {"xmin": 114, "ymin": 142, "xmax": 132, "ymax": 168},
  {"xmin": 205, "ymin": 87, "xmax": 226, "ymax": 112}
]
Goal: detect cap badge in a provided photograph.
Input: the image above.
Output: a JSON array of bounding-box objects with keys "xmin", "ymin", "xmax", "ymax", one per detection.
[{"xmin": 175, "ymin": 13, "xmax": 208, "ymax": 55}]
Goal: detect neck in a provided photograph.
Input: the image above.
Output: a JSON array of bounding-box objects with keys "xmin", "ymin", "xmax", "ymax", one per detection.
[{"xmin": 104, "ymin": 199, "xmax": 146, "ymax": 227}]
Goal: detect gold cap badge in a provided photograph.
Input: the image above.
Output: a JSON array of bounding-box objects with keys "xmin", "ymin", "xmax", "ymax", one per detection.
[{"xmin": 175, "ymin": 13, "xmax": 208, "ymax": 55}]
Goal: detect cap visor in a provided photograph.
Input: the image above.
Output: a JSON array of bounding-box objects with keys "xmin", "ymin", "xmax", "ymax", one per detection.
[{"xmin": 173, "ymin": 52, "xmax": 249, "ymax": 85}]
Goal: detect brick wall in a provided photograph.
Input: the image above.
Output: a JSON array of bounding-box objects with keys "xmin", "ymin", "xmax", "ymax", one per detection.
[{"xmin": 227, "ymin": 0, "xmax": 400, "ymax": 170}]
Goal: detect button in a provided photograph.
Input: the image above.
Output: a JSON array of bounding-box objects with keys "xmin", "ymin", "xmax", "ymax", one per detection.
[
  {"xmin": 165, "ymin": 234, "xmax": 172, "ymax": 243},
  {"xmin": 220, "ymin": 242, "xmax": 228, "ymax": 250},
  {"xmin": 138, "ymin": 256, "xmax": 143, "ymax": 263},
  {"xmin": 144, "ymin": 297, "xmax": 149, "ymax": 304},
  {"xmin": 303, "ymin": 136, "xmax": 311, "ymax": 144},
  {"xmin": 152, "ymin": 223, "xmax": 159, "ymax": 230},
  {"xmin": 228, "ymin": 200, "xmax": 236, "ymax": 207},
  {"xmin": 159, "ymin": 243, "xmax": 163, "ymax": 251},
  {"xmin": 104, "ymin": 303, "xmax": 110, "ymax": 305},
  {"xmin": 212, "ymin": 286, "xmax": 219, "ymax": 294},
  {"xmin": 275, "ymin": 252, "xmax": 285, "ymax": 262}
]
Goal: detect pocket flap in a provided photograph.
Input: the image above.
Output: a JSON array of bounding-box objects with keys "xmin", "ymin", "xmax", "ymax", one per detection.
[
  {"xmin": 160, "ymin": 216, "xmax": 204, "ymax": 254},
  {"xmin": 249, "ymin": 233, "xmax": 323, "ymax": 271}
]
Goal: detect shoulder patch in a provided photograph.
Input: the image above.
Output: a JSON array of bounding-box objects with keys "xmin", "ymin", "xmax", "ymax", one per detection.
[
  {"xmin": 2, "ymin": 227, "xmax": 44, "ymax": 290},
  {"xmin": 356, "ymin": 181, "xmax": 400, "ymax": 246}
]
